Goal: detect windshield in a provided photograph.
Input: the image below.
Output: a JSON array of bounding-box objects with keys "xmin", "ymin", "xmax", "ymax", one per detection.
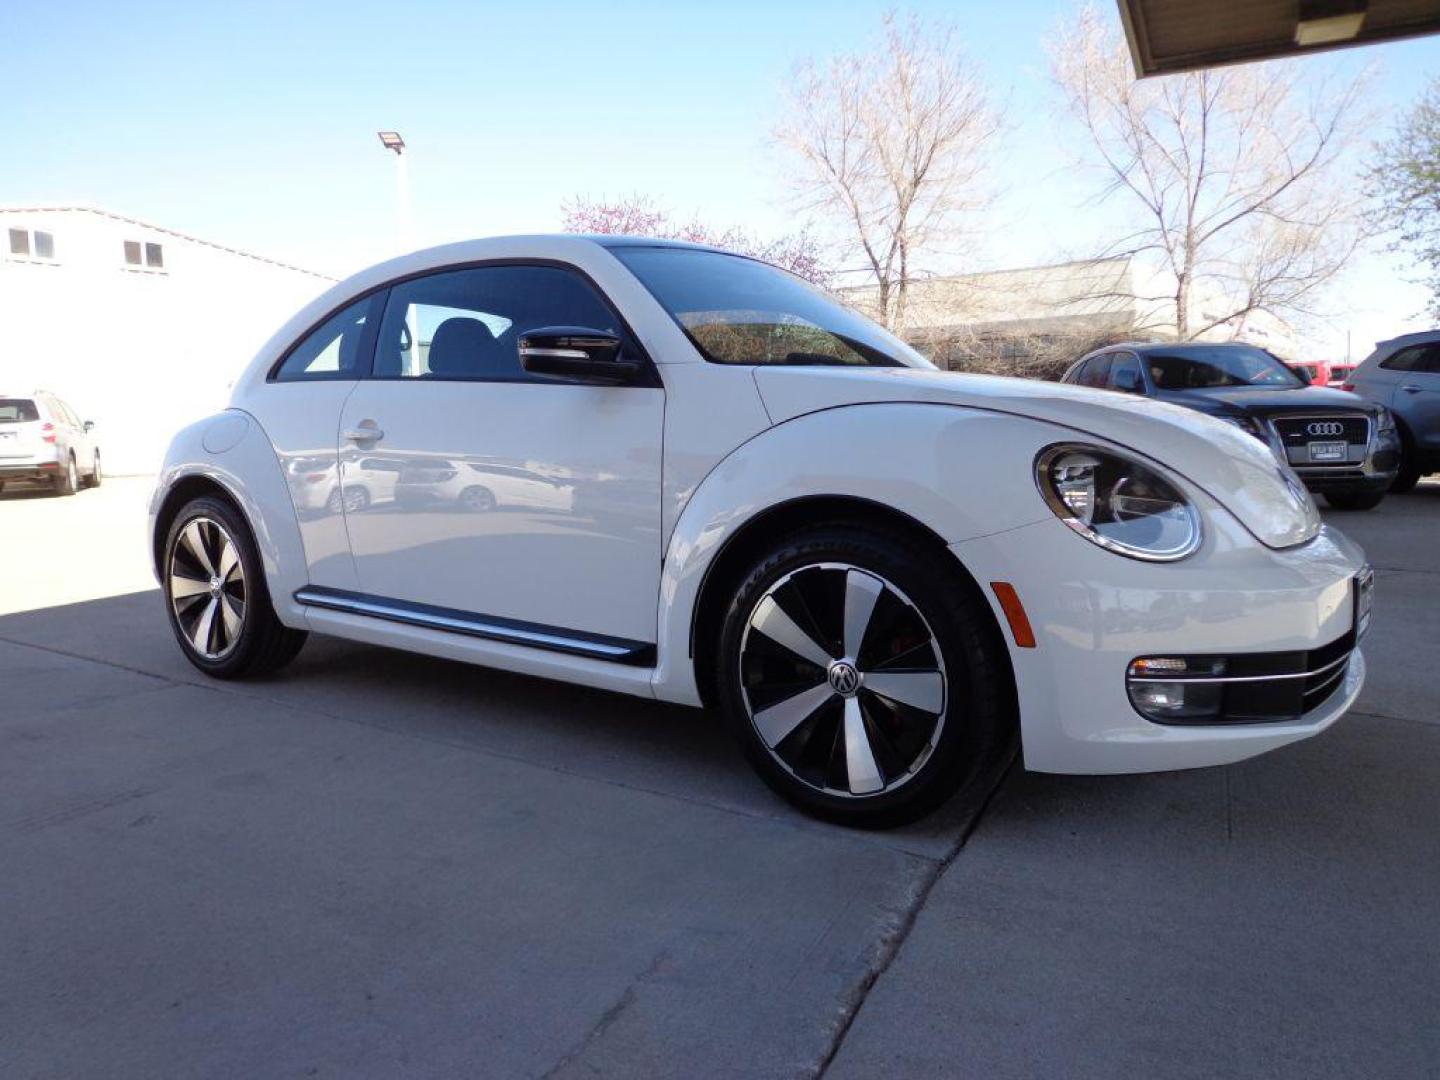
[
  {"xmin": 611, "ymin": 247, "xmax": 933, "ymax": 369},
  {"xmin": 1146, "ymin": 345, "xmax": 1304, "ymax": 390},
  {"xmin": 0, "ymin": 398, "xmax": 39, "ymax": 423}
]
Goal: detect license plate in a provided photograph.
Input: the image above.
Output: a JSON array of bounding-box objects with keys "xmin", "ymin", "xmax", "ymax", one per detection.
[
  {"xmin": 1308, "ymin": 440, "xmax": 1347, "ymax": 461},
  {"xmin": 1355, "ymin": 566, "xmax": 1374, "ymax": 639}
]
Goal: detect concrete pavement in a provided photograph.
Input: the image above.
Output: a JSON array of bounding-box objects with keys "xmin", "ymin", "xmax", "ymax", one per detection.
[{"xmin": 0, "ymin": 477, "xmax": 1436, "ymax": 1077}]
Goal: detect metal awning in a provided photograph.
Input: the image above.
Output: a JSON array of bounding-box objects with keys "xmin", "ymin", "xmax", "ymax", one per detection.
[{"xmin": 1118, "ymin": 0, "xmax": 1440, "ymax": 76}]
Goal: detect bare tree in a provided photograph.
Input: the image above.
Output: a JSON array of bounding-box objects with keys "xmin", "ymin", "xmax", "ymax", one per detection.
[
  {"xmin": 1049, "ymin": 5, "xmax": 1371, "ymax": 341},
  {"xmin": 775, "ymin": 12, "xmax": 1003, "ymax": 332},
  {"xmin": 1370, "ymin": 76, "xmax": 1440, "ymax": 319},
  {"xmin": 560, "ymin": 193, "xmax": 832, "ymax": 287}
]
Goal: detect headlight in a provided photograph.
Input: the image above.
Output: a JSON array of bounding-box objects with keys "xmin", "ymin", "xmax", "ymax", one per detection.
[
  {"xmin": 1219, "ymin": 416, "xmax": 1264, "ymax": 438},
  {"xmin": 1376, "ymin": 409, "xmax": 1396, "ymax": 433},
  {"xmin": 1035, "ymin": 444, "xmax": 1202, "ymax": 561}
]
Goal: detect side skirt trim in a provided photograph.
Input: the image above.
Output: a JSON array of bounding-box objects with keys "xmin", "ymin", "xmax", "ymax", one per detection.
[{"xmin": 293, "ymin": 586, "xmax": 656, "ymax": 666}]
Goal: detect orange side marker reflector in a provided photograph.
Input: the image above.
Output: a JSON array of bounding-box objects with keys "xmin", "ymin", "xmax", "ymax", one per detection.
[{"xmin": 990, "ymin": 582, "xmax": 1036, "ymax": 648}]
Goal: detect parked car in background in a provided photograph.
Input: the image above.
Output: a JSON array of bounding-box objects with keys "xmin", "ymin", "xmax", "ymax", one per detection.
[
  {"xmin": 1325, "ymin": 362, "xmax": 1356, "ymax": 387},
  {"xmin": 1061, "ymin": 342, "xmax": 1399, "ymax": 511},
  {"xmin": 1344, "ymin": 330, "xmax": 1440, "ymax": 491},
  {"xmin": 148, "ymin": 237, "xmax": 1371, "ymax": 827},
  {"xmin": 0, "ymin": 391, "xmax": 101, "ymax": 496},
  {"xmin": 1289, "ymin": 360, "xmax": 1333, "ymax": 386}
]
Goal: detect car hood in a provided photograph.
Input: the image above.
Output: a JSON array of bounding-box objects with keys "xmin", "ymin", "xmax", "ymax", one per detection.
[
  {"xmin": 753, "ymin": 367, "xmax": 1320, "ymax": 549},
  {"xmin": 1158, "ymin": 384, "xmax": 1384, "ymax": 417}
]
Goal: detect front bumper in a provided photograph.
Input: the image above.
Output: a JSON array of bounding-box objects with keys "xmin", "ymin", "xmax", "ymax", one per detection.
[{"xmin": 953, "ymin": 505, "xmax": 1367, "ymax": 774}]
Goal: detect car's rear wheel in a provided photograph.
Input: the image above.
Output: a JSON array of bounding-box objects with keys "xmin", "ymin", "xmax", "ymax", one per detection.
[
  {"xmin": 716, "ymin": 524, "xmax": 1013, "ymax": 828},
  {"xmin": 54, "ymin": 454, "xmax": 78, "ymax": 496},
  {"xmin": 1323, "ymin": 490, "xmax": 1386, "ymax": 511},
  {"xmin": 163, "ymin": 495, "xmax": 307, "ymax": 678}
]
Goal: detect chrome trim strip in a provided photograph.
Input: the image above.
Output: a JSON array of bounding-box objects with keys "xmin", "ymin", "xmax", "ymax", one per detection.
[
  {"xmin": 1128, "ymin": 650, "xmax": 1354, "ymax": 685},
  {"xmin": 294, "ymin": 586, "xmax": 655, "ymax": 665},
  {"xmin": 1302, "ymin": 663, "xmax": 1348, "ymax": 699}
]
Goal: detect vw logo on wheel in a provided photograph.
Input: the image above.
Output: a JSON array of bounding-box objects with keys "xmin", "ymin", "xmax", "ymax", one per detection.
[
  {"xmin": 828, "ymin": 660, "xmax": 862, "ymax": 697},
  {"xmin": 1306, "ymin": 421, "xmax": 1345, "ymax": 437}
]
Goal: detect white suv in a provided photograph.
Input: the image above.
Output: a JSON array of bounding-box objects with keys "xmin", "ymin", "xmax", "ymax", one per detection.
[{"xmin": 0, "ymin": 392, "xmax": 101, "ymax": 496}]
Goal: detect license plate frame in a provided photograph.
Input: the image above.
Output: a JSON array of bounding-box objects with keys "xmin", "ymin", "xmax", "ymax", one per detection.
[{"xmin": 1308, "ymin": 440, "xmax": 1347, "ymax": 462}]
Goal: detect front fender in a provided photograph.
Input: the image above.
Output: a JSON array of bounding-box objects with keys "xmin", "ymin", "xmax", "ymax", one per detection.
[
  {"xmin": 149, "ymin": 409, "xmax": 309, "ymax": 627},
  {"xmin": 649, "ymin": 402, "xmax": 1061, "ymax": 705}
]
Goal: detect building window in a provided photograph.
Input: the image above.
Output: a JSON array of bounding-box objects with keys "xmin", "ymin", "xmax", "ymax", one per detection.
[
  {"xmin": 122, "ymin": 239, "xmax": 165, "ymax": 270},
  {"xmin": 7, "ymin": 228, "xmax": 55, "ymax": 260}
]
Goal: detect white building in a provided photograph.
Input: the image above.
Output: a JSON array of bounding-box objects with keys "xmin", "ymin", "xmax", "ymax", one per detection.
[{"xmin": 0, "ymin": 207, "xmax": 333, "ymax": 474}]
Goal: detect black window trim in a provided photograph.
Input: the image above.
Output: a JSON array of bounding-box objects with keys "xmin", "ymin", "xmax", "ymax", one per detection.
[{"xmin": 266, "ymin": 258, "xmax": 660, "ymax": 388}]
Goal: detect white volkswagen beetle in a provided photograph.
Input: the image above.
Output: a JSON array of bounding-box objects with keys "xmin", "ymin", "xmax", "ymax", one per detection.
[{"xmin": 150, "ymin": 237, "xmax": 1372, "ymax": 826}]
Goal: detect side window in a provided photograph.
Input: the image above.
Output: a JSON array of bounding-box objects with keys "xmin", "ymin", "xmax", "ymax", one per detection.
[
  {"xmin": 1415, "ymin": 345, "xmax": 1440, "ymax": 374},
  {"xmin": 372, "ymin": 265, "xmax": 623, "ymax": 381},
  {"xmin": 273, "ymin": 294, "xmax": 379, "ymax": 381},
  {"xmin": 1380, "ymin": 346, "xmax": 1423, "ymax": 372},
  {"xmin": 1107, "ymin": 353, "xmax": 1143, "ymax": 393},
  {"xmin": 1078, "ymin": 354, "xmax": 1112, "ymax": 388}
]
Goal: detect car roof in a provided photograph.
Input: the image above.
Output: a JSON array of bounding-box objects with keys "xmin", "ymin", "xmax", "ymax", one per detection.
[{"xmin": 1376, "ymin": 328, "xmax": 1440, "ymax": 348}]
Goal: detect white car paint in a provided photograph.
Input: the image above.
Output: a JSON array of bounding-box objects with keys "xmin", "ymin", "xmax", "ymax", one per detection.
[{"xmin": 150, "ymin": 234, "xmax": 1366, "ymax": 776}]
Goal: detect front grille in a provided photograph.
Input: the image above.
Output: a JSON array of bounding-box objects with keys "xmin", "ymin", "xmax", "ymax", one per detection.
[{"xmin": 1272, "ymin": 415, "xmax": 1369, "ymax": 447}]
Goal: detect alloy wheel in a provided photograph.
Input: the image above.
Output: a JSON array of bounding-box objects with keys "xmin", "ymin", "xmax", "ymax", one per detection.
[
  {"xmin": 738, "ymin": 562, "xmax": 948, "ymax": 798},
  {"xmin": 168, "ymin": 517, "xmax": 247, "ymax": 659}
]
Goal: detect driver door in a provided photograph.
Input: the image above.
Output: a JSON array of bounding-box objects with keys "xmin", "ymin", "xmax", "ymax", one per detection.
[{"xmin": 337, "ymin": 263, "xmax": 664, "ymax": 648}]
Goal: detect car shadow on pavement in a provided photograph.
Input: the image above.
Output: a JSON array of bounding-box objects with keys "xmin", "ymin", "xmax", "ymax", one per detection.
[{"xmin": 0, "ymin": 588, "xmax": 995, "ymax": 856}]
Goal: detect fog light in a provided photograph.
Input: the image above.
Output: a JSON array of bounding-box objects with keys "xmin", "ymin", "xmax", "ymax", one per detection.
[{"xmin": 1127, "ymin": 656, "xmax": 1226, "ymax": 722}]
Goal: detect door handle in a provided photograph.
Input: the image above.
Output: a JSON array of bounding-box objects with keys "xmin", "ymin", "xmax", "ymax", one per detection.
[
  {"xmin": 1401, "ymin": 385, "xmax": 1423, "ymax": 394},
  {"xmin": 344, "ymin": 421, "xmax": 384, "ymax": 442}
]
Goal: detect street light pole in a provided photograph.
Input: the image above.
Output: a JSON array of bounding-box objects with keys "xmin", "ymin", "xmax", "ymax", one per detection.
[{"xmin": 377, "ymin": 130, "xmax": 410, "ymax": 252}]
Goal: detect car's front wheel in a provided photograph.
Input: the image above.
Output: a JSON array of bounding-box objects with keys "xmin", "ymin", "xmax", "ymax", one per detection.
[
  {"xmin": 716, "ymin": 524, "xmax": 1014, "ymax": 828},
  {"xmin": 1323, "ymin": 490, "xmax": 1386, "ymax": 511},
  {"xmin": 162, "ymin": 495, "xmax": 307, "ymax": 678}
]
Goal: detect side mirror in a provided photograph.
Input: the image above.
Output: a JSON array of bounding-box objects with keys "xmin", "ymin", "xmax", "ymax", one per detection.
[
  {"xmin": 519, "ymin": 327, "xmax": 639, "ymax": 386},
  {"xmin": 83, "ymin": 420, "xmax": 95, "ymax": 432},
  {"xmin": 1112, "ymin": 367, "xmax": 1141, "ymax": 393}
]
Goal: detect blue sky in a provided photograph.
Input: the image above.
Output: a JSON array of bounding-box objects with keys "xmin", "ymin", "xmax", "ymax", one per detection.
[{"xmin": 4, "ymin": 0, "xmax": 1438, "ymax": 356}]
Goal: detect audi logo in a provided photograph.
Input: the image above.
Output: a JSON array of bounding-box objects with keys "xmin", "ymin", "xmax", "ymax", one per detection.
[{"xmin": 1306, "ymin": 421, "xmax": 1346, "ymax": 437}]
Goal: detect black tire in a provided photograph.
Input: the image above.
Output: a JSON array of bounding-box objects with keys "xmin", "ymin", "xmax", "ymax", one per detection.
[
  {"xmin": 162, "ymin": 495, "xmax": 308, "ymax": 678},
  {"xmin": 84, "ymin": 450, "xmax": 102, "ymax": 489},
  {"xmin": 715, "ymin": 523, "xmax": 1014, "ymax": 828},
  {"xmin": 54, "ymin": 454, "xmax": 78, "ymax": 496},
  {"xmin": 1323, "ymin": 490, "xmax": 1386, "ymax": 511},
  {"xmin": 1390, "ymin": 459, "xmax": 1422, "ymax": 493}
]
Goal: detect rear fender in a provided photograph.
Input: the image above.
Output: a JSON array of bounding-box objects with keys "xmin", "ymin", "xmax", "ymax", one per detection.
[{"xmin": 149, "ymin": 410, "xmax": 309, "ymax": 626}]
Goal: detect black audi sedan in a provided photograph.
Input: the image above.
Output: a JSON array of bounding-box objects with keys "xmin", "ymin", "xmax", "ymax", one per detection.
[{"xmin": 1061, "ymin": 342, "xmax": 1400, "ymax": 510}]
